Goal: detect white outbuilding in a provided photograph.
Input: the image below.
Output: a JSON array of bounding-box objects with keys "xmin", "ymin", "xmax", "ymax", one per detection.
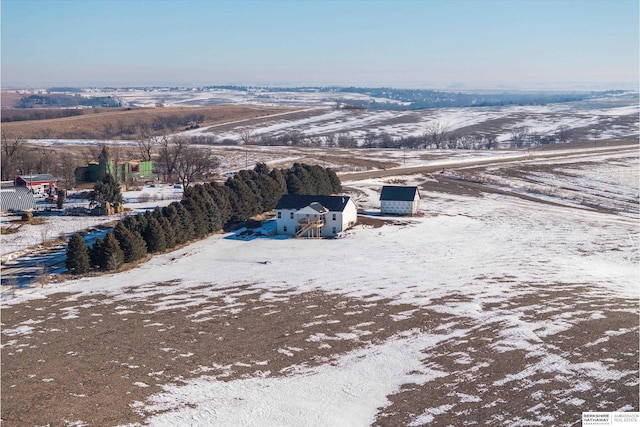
[
  {"xmin": 274, "ymin": 194, "xmax": 357, "ymax": 238},
  {"xmin": 379, "ymin": 185, "xmax": 420, "ymax": 216}
]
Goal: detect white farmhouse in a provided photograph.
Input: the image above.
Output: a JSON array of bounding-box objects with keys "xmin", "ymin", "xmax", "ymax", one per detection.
[
  {"xmin": 379, "ymin": 185, "xmax": 420, "ymax": 215},
  {"xmin": 275, "ymin": 194, "xmax": 357, "ymax": 238}
]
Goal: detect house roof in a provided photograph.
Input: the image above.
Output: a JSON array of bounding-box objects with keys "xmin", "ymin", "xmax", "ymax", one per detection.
[
  {"xmin": 17, "ymin": 174, "xmax": 58, "ymax": 183},
  {"xmin": 0, "ymin": 184, "xmax": 36, "ymax": 212},
  {"xmin": 380, "ymin": 185, "xmax": 419, "ymax": 201},
  {"xmin": 275, "ymin": 194, "xmax": 352, "ymax": 212}
]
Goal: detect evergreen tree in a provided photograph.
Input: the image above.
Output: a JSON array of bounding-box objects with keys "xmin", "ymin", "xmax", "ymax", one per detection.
[
  {"xmin": 91, "ymin": 173, "xmax": 123, "ymax": 206},
  {"xmin": 114, "ymin": 222, "xmax": 147, "ymax": 263},
  {"xmin": 90, "ymin": 237, "xmax": 106, "ymax": 270},
  {"xmin": 225, "ymin": 176, "xmax": 260, "ymax": 222},
  {"xmin": 206, "ymin": 183, "xmax": 232, "ymax": 226},
  {"xmin": 122, "ymin": 214, "xmax": 143, "ymax": 235},
  {"xmin": 327, "ymin": 168, "xmax": 342, "ymax": 193},
  {"xmin": 143, "ymin": 217, "xmax": 167, "ymax": 253},
  {"xmin": 285, "ymin": 172, "xmax": 304, "ymax": 194},
  {"xmin": 308, "ymin": 164, "xmax": 333, "ymax": 194},
  {"xmin": 91, "ymin": 232, "xmax": 124, "ymax": 271},
  {"xmin": 269, "ymin": 168, "xmax": 288, "ymax": 196},
  {"xmin": 237, "ymin": 169, "xmax": 264, "ymax": 212},
  {"xmin": 151, "ymin": 206, "xmax": 164, "ymax": 220},
  {"xmin": 65, "ymin": 233, "xmax": 90, "ymax": 274},
  {"xmin": 163, "ymin": 203, "xmax": 186, "ymax": 244},
  {"xmin": 103, "ymin": 232, "xmax": 125, "ymax": 270},
  {"xmin": 159, "ymin": 217, "xmax": 177, "ymax": 249},
  {"xmin": 174, "ymin": 202, "xmax": 196, "ymax": 242},
  {"xmin": 253, "ymin": 163, "xmax": 281, "ymax": 211},
  {"xmin": 182, "ymin": 187, "xmax": 208, "ymax": 237}
]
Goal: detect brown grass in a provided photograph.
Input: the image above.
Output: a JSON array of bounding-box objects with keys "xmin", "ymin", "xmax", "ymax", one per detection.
[
  {"xmin": 0, "ymin": 91, "xmax": 24, "ymax": 107},
  {"xmin": 1, "ymin": 105, "xmax": 297, "ymax": 140}
]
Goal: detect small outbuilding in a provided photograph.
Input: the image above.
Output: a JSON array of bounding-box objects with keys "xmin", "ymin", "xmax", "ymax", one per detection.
[
  {"xmin": 275, "ymin": 194, "xmax": 357, "ymax": 238},
  {"xmin": 0, "ymin": 182, "xmax": 37, "ymax": 212},
  {"xmin": 379, "ymin": 185, "xmax": 420, "ymax": 216}
]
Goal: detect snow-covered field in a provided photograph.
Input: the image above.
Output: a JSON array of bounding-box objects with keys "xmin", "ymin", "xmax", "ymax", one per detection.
[
  {"xmin": 21, "ymin": 90, "xmax": 639, "ymax": 149},
  {"xmin": 2, "ymin": 148, "xmax": 638, "ymax": 426},
  {"xmin": 177, "ymin": 100, "xmax": 639, "ymax": 145}
]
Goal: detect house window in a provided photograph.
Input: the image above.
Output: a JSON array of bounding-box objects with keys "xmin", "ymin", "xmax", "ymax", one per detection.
[
  {"xmin": 283, "ymin": 226, "xmax": 288, "ymax": 232},
  {"xmin": 332, "ymin": 227, "xmax": 337, "ymax": 234},
  {"xmin": 332, "ymin": 213, "xmax": 336, "ymax": 221},
  {"xmin": 277, "ymin": 211, "xmax": 281, "ymax": 219},
  {"xmin": 290, "ymin": 212, "xmax": 294, "ymax": 219}
]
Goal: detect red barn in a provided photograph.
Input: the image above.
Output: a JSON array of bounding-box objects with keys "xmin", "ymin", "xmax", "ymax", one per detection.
[{"xmin": 15, "ymin": 174, "xmax": 58, "ymax": 197}]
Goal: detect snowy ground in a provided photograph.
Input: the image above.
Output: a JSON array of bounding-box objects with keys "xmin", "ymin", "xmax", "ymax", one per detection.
[{"xmin": 1, "ymin": 148, "xmax": 638, "ymax": 426}]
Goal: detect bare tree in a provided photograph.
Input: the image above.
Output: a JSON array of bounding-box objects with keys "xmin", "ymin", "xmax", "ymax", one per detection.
[
  {"xmin": 556, "ymin": 125, "xmax": 572, "ymax": 144},
  {"xmin": 135, "ymin": 127, "xmax": 156, "ymax": 162},
  {"xmin": 56, "ymin": 152, "xmax": 78, "ymax": 189},
  {"xmin": 425, "ymin": 122, "xmax": 449, "ymax": 149},
  {"xmin": 1, "ymin": 132, "xmax": 26, "ymax": 180},
  {"xmin": 323, "ymin": 134, "xmax": 337, "ymax": 148},
  {"xmin": 240, "ymin": 128, "xmax": 254, "ymax": 145},
  {"xmin": 306, "ymin": 136, "xmax": 322, "ymax": 147},
  {"xmin": 378, "ymin": 132, "xmax": 396, "ymax": 148},
  {"xmin": 447, "ymin": 133, "xmax": 461, "ymax": 149},
  {"xmin": 364, "ymin": 131, "xmax": 377, "ymax": 149},
  {"xmin": 158, "ymin": 135, "xmax": 186, "ymax": 182},
  {"xmin": 337, "ymin": 134, "xmax": 357, "ymax": 148},
  {"xmin": 510, "ymin": 126, "xmax": 530, "ymax": 148},
  {"xmin": 485, "ymin": 134, "xmax": 498, "ymax": 150},
  {"xmin": 175, "ymin": 146, "xmax": 220, "ymax": 188}
]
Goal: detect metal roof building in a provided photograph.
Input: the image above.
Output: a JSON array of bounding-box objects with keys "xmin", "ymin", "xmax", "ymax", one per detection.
[{"xmin": 0, "ymin": 182, "xmax": 37, "ymax": 212}]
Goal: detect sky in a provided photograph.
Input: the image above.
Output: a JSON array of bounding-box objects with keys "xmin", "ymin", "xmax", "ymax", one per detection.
[{"xmin": 1, "ymin": 0, "xmax": 638, "ymax": 90}]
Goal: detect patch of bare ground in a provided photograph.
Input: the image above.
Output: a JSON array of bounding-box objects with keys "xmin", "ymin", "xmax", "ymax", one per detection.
[
  {"xmin": 420, "ymin": 173, "xmax": 489, "ymax": 198},
  {"xmin": 1, "ymin": 284, "xmax": 440, "ymax": 426},
  {"xmin": 373, "ymin": 284, "xmax": 639, "ymax": 426},
  {"xmin": 357, "ymin": 215, "xmax": 413, "ymax": 229},
  {"xmin": 2, "ymin": 279, "xmax": 637, "ymax": 426}
]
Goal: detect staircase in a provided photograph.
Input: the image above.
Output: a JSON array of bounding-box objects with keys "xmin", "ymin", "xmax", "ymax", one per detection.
[{"xmin": 295, "ymin": 219, "xmax": 324, "ymax": 238}]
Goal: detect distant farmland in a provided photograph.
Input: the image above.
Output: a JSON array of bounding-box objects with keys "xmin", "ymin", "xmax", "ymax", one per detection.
[{"xmin": 0, "ymin": 105, "xmax": 298, "ymax": 140}]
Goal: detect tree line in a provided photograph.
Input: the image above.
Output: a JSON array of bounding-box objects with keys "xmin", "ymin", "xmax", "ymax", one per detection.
[
  {"xmin": 65, "ymin": 163, "xmax": 342, "ymax": 274},
  {"xmin": 230, "ymin": 122, "xmax": 572, "ymax": 150},
  {"xmin": 1, "ymin": 108, "xmax": 85, "ymax": 123},
  {"xmin": 15, "ymin": 94, "xmax": 121, "ymax": 109}
]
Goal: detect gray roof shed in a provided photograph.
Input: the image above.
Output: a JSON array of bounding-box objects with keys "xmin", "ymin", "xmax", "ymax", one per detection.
[
  {"xmin": 379, "ymin": 185, "xmax": 419, "ymax": 201},
  {"xmin": 0, "ymin": 183, "xmax": 37, "ymax": 212}
]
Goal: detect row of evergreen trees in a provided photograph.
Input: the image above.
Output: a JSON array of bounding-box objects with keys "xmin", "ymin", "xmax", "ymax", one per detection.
[{"xmin": 65, "ymin": 163, "xmax": 341, "ymax": 275}]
